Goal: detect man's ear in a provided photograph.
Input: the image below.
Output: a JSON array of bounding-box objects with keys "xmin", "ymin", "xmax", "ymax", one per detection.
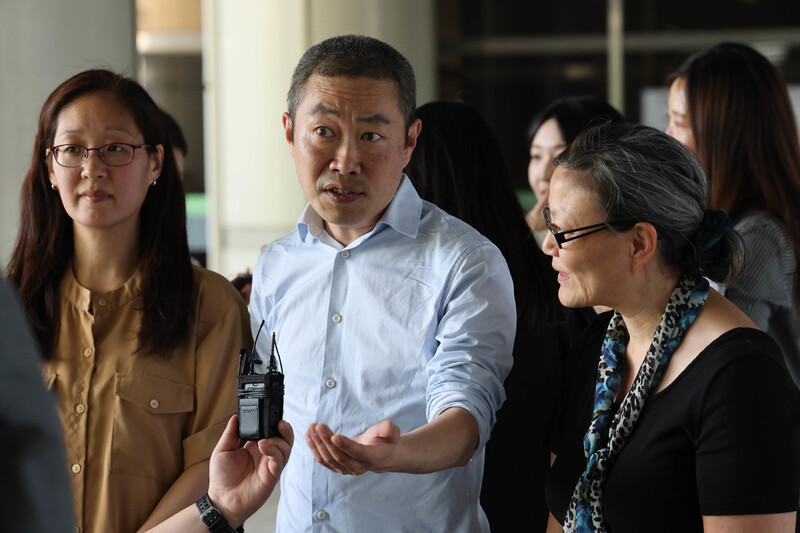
[
  {"xmin": 282, "ymin": 112, "xmax": 294, "ymax": 150},
  {"xmin": 402, "ymin": 118, "xmax": 422, "ymax": 167},
  {"xmin": 630, "ymin": 222, "xmax": 659, "ymax": 274}
]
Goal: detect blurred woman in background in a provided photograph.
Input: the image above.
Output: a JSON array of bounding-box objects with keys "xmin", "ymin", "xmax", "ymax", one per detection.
[
  {"xmin": 667, "ymin": 42, "xmax": 800, "ymax": 389},
  {"xmin": 525, "ymin": 96, "xmax": 623, "ymax": 244}
]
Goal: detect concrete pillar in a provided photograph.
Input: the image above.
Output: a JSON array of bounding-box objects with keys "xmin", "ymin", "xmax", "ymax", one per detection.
[
  {"xmin": 201, "ymin": 0, "xmax": 435, "ymax": 276},
  {"xmin": 0, "ymin": 0, "xmax": 136, "ymax": 266},
  {"xmin": 607, "ymin": 0, "xmax": 625, "ymax": 114}
]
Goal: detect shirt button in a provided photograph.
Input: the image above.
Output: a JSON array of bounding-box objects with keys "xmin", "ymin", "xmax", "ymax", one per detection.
[
  {"xmin": 75, "ymin": 403, "xmax": 86, "ymax": 414},
  {"xmin": 83, "ymin": 347, "xmax": 93, "ymax": 357},
  {"xmin": 325, "ymin": 378, "xmax": 336, "ymax": 389},
  {"xmin": 97, "ymin": 297, "xmax": 108, "ymax": 306},
  {"xmin": 316, "ymin": 509, "xmax": 328, "ymax": 520},
  {"xmin": 331, "ymin": 313, "xmax": 342, "ymax": 323},
  {"xmin": 341, "ymin": 250, "xmax": 350, "ymax": 259},
  {"xmin": 149, "ymin": 399, "xmax": 160, "ymax": 409},
  {"xmin": 71, "ymin": 463, "xmax": 81, "ymax": 474},
  {"xmin": 74, "ymin": 526, "xmax": 81, "ymax": 533}
]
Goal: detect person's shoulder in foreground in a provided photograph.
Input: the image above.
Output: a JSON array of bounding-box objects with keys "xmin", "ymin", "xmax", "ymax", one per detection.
[{"xmin": 0, "ymin": 279, "xmax": 75, "ymax": 532}]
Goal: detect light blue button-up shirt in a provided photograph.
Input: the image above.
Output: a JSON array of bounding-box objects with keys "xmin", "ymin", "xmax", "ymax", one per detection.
[{"xmin": 250, "ymin": 176, "xmax": 516, "ymax": 532}]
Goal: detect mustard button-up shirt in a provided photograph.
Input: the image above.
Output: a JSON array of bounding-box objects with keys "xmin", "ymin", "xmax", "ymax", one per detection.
[{"xmin": 43, "ymin": 264, "xmax": 250, "ymax": 532}]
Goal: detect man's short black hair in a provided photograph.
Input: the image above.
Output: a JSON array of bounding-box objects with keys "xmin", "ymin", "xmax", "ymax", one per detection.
[{"xmin": 287, "ymin": 34, "xmax": 416, "ymax": 129}]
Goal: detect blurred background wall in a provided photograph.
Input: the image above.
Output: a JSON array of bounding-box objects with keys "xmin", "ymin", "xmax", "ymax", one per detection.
[{"xmin": 1, "ymin": 0, "xmax": 799, "ymax": 276}]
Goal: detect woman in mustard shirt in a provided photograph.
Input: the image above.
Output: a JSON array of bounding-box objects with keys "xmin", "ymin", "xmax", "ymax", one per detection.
[{"xmin": 6, "ymin": 69, "xmax": 255, "ymax": 532}]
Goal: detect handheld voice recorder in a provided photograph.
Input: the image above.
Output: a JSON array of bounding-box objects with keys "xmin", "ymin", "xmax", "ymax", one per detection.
[{"xmin": 237, "ymin": 320, "xmax": 284, "ymax": 440}]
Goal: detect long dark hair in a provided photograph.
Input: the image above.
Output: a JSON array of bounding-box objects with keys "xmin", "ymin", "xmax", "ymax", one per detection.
[
  {"xmin": 406, "ymin": 101, "xmax": 563, "ymax": 331},
  {"xmin": 6, "ymin": 69, "xmax": 193, "ymax": 357},
  {"xmin": 672, "ymin": 42, "xmax": 800, "ymax": 306}
]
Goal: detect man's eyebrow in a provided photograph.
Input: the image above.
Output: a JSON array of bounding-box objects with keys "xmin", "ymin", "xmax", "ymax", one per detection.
[
  {"xmin": 308, "ymin": 103, "xmax": 391, "ymax": 125},
  {"xmin": 356, "ymin": 113, "xmax": 391, "ymax": 125},
  {"xmin": 309, "ymin": 103, "xmax": 339, "ymax": 117}
]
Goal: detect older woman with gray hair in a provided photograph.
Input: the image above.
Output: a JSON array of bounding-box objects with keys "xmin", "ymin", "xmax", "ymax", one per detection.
[{"xmin": 543, "ymin": 121, "xmax": 800, "ymax": 533}]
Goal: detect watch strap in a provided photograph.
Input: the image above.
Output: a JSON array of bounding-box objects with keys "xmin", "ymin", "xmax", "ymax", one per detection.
[{"xmin": 196, "ymin": 493, "xmax": 239, "ymax": 533}]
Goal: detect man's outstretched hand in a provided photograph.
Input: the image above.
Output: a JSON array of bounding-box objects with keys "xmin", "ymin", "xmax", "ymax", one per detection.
[
  {"xmin": 306, "ymin": 419, "xmax": 400, "ymax": 475},
  {"xmin": 305, "ymin": 408, "xmax": 479, "ymax": 477}
]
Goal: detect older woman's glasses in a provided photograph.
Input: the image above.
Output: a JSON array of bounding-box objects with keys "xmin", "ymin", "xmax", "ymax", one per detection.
[
  {"xmin": 48, "ymin": 143, "xmax": 150, "ymax": 168},
  {"xmin": 543, "ymin": 206, "xmax": 610, "ymax": 248}
]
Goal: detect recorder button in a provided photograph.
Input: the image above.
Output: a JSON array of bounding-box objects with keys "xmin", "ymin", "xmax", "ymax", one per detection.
[{"xmin": 325, "ymin": 378, "xmax": 336, "ymax": 389}]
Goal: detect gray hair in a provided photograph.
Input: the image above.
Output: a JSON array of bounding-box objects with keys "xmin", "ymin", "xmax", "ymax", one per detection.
[
  {"xmin": 286, "ymin": 34, "xmax": 416, "ymax": 129},
  {"xmin": 554, "ymin": 121, "xmax": 743, "ymax": 283}
]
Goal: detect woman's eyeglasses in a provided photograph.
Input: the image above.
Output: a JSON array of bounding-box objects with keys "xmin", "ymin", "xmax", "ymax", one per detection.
[
  {"xmin": 543, "ymin": 206, "xmax": 610, "ymax": 248},
  {"xmin": 48, "ymin": 143, "xmax": 150, "ymax": 168}
]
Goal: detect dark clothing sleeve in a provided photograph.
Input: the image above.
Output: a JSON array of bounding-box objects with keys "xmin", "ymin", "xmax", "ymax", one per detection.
[
  {"xmin": 480, "ymin": 322, "xmax": 570, "ymax": 532},
  {"xmin": 695, "ymin": 338, "xmax": 800, "ymax": 515},
  {"xmin": 480, "ymin": 308, "xmax": 601, "ymax": 532},
  {"xmin": 545, "ymin": 312, "xmax": 610, "ymax": 524},
  {"xmin": 0, "ymin": 280, "xmax": 75, "ymax": 532}
]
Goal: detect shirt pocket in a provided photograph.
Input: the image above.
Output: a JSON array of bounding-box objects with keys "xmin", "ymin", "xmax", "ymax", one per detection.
[{"xmin": 110, "ymin": 373, "xmax": 195, "ymax": 482}]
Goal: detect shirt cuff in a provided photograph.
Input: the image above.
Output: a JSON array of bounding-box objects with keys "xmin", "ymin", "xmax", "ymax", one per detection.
[{"xmin": 183, "ymin": 419, "xmax": 227, "ymax": 468}]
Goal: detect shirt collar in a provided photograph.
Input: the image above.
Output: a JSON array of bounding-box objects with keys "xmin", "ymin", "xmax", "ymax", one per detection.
[
  {"xmin": 296, "ymin": 175, "xmax": 422, "ymax": 244},
  {"xmin": 60, "ymin": 261, "xmax": 144, "ymax": 314}
]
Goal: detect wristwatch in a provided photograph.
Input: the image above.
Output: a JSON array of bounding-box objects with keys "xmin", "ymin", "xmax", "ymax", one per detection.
[{"xmin": 196, "ymin": 493, "xmax": 244, "ymax": 533}]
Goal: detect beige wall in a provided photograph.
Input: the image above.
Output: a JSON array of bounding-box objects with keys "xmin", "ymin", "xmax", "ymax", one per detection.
[{"xmin": 138, "ymin": 0, "xmax": 201, "ymax": 32}]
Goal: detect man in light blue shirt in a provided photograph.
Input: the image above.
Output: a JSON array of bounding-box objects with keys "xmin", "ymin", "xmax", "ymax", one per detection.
[{"xmin": 250, "ymin": 34, "xmax": 516, "ymax": 532}]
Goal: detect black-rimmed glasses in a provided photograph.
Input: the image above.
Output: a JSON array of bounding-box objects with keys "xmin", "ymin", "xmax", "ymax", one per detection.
[
  {"xmin": 543, "ymin": 206, "xmax": 610, "ymax": 248},
  {"xmin": 48, "ymin": 143, "xmax": 150, "ymax": 168}
]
